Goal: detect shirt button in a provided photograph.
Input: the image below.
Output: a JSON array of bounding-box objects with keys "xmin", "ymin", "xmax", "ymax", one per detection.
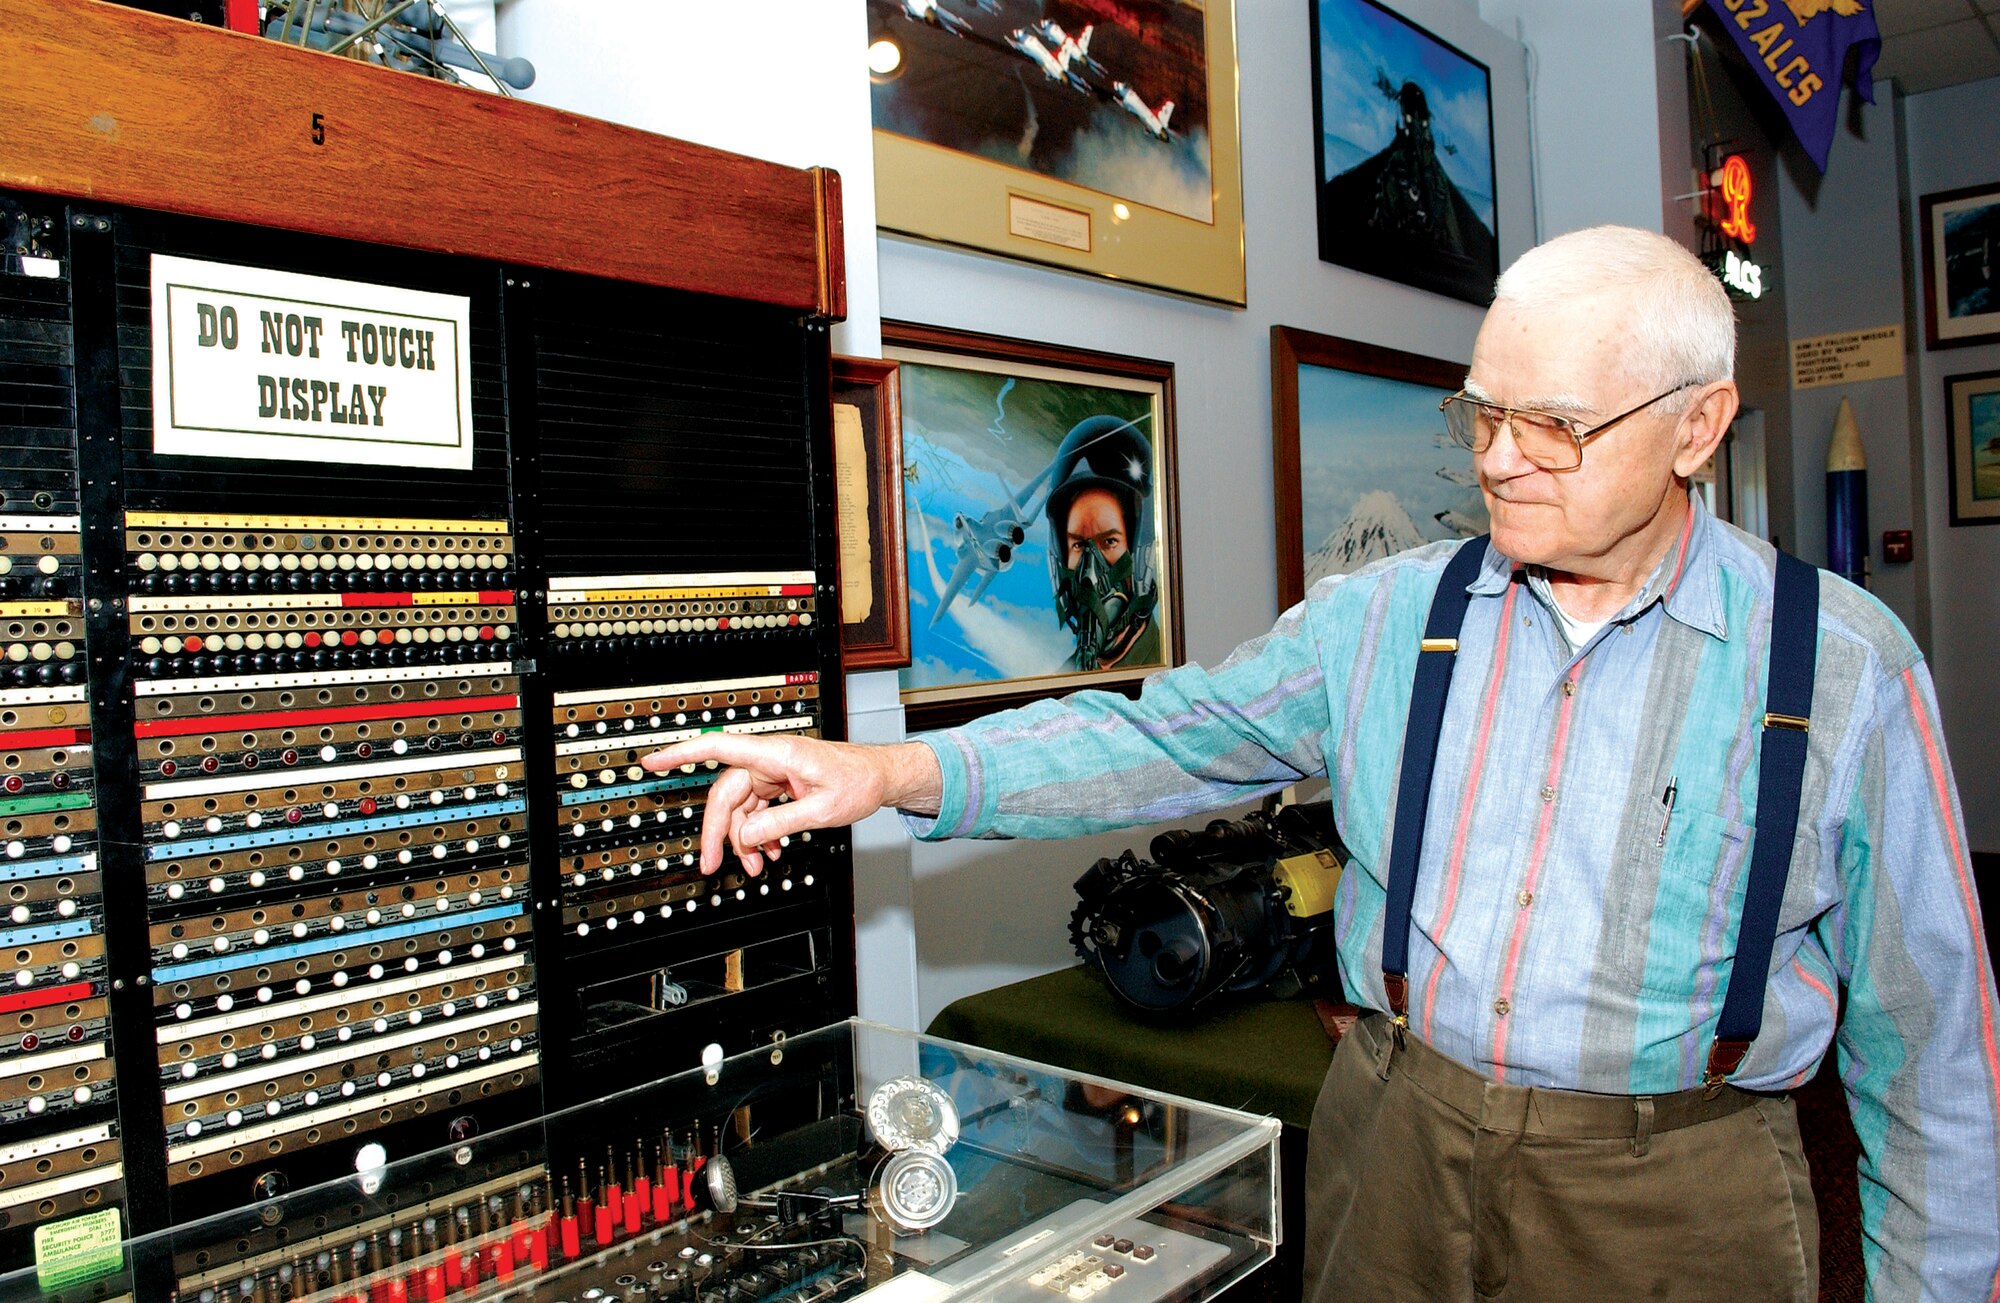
[
  {"xmin": 1494, "ymin": 998, "xmax": 1511, "ymax": 1017},
  {"xmin": 1540, "ymin": 785, "xmax": 1555, "ymax": 803},
  {"xmin": 1517, "ymin": 890, "xmax": 1533, "ymax": 908},
  {"xmin": 1562, "ymin": 680, "xmax": 1575, "ymax": 697}
]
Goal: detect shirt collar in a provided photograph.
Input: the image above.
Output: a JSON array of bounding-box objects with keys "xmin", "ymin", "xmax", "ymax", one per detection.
[{"xmin": 1459, "ymin": 490, "xmax": 1730, "ymax": 640}]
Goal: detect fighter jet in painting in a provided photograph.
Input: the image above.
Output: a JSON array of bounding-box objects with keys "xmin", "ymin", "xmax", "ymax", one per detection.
[
  {"xmin": 1111, "ymin": 81, "xmax": 1175, "ymax": 141},
  {"xmin": 1007, "ymin": 27, "xmax": 1077, "ymax": 87},
  {"xmin": 1033, "ymin": 20, "xmax": 1102, "ymax": 80},
  {"xmin": 933, "ymin": 493, "xmax": 1035, "ymax": 625},
  {"xmin": 899, "ymin": 0, "xmax": 973, "ymax": 38}
]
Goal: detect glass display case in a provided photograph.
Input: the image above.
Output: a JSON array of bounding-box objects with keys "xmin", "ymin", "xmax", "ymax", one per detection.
[{"xmin": 1, "ymin": 1020, "xmax": 1279, "ymax": 1303}]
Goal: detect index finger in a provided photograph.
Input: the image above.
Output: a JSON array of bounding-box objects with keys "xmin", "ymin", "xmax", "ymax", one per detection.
[{"xmin": 640, "ymin": 732, "xmax": 792, "ymax": 775}]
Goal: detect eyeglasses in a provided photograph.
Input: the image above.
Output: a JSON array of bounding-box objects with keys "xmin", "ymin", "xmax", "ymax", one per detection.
[{"xmin": 1438, "ymin": 381, "xmax": 1700, "ymax": 472}]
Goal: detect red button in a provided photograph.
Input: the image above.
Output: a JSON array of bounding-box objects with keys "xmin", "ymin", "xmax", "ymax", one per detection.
[
  {"xmin": 343, "ymin": 631, "xmax": 359, "ymax": 647},
  {"xmin": 184, "ymin": 635, "xmax": 203, "ymax": 652},
  {"xmin": 717, "ymin": 618, "xmax": 730, "ymax": 630},
  {"xmin": 304, "ymin": 632, "xmax": 322, "ymax": 648},
  {"xmin": 284, "ymin": 807, "xmax": 303, "ymax": 824},
  {"xmin": 478, "ymin": 626, "xmax": 494, "ymax": 641},
  {"xmin": 787, "ymin": 615, "xmax": 799, "ymax": 626},
  {"xmin": 359, "ymin": 798, "xmax": 378, "ymax": 816}
]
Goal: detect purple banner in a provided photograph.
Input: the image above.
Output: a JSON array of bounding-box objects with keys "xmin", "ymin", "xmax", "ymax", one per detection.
[{"xmin": 1704, "ymin": 0, "xmax": 1881, "ymax": 171}]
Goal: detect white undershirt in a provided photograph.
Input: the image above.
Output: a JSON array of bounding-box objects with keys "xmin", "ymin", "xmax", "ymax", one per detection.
[{"xmin": 1549, "ymin": 598, "xmax": 1608, "ymax": 650}]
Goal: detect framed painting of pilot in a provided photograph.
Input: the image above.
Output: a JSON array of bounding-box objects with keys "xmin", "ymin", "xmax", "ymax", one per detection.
[
  {"xmin": 1310, "ymin": 0, "xmax": 1498, "ymax": 305},
  {"xmin": 883, "ymin": 321, "xmax": 1183, "ymax": 731}
]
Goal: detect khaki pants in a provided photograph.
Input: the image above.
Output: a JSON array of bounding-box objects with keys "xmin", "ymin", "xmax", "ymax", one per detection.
[{"xmin": 1302, "ymin": 1014, "xmax": 1818, "ymax": 1302}]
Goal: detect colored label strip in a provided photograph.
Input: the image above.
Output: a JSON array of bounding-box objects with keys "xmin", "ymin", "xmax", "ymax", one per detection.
[
  {"xmin": 135, "ymin": 693, "xmax": 520, "ymax": 738},
  {"xmin": 0, "ymin": 918, "xmax": 94, "ymax": 948},
  {"xmin": 558, "ymin": 773, "xmax": 713, "ymax": 807},
  {"xmin": 0, "ymin": 726, "xmax": 90, "ymax": 749},
  {"xmin": 0, "ymin": 792, "xmax": 92, "ymax": 816},
  {"xmin": 151, "ymin": 901, "xmax": 526, "ymax": 983},
  {"xmin": 145, "ymin": 797, "xmax": 527, "ymax": 861},
  {"xmin": 0, "ymin": 981, "xmax": 95, "ymax": 1017},
  {"xmin": 0, "ymin": 853, "xmax": 97, "ymax": 884}
]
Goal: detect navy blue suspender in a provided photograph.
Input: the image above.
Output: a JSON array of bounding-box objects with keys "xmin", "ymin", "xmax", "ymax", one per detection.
[
  {"xmin": 1380, "ymin": 539, "xmax": 1820, "ymax": 1088},
  {"xmin": 1379, "ymin": 536, "xmax": 1490, "ymax": 1024}
]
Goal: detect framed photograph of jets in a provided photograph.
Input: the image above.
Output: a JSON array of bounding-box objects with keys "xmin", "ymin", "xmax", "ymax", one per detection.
[
  {"xmin": 867, "ymin": 0, "xmax": 1245, "ymax": 306},
  {"xmin": 884, "ymin": 321, "xmax": 1183, "ymax": 731},
  {"xmin": 1271, "ymin": 326, "xmax": 1477, "ymax": 611},
  {"xmin": 1921, "ymin": 182, "xmax": 2000, "ymax": 350},
  {"xmin": 833, "ymin": 355, "xmax": 913, "ymax": 670},
  {"xmin": 1310, "ymin": 0, "xmax": 1498, "ymax": 305}
]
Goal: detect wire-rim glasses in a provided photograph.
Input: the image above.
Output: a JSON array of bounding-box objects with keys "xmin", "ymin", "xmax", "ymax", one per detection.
[{"xmin": 1438, "ymin": 381, "xmax": 1700, "ymax": 472}]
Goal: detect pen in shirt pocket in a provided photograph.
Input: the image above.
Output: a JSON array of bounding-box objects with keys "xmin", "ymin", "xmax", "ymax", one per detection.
[{"xmin": 1655, "ymin": 777, "xmax": 1678, "ymax": 848}]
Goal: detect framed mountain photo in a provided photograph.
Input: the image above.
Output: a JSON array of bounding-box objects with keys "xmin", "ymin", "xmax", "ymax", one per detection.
[
  {"xmin": 1271, "ymin": 326, "xmax": 1477, "ymax": 610},
  {"xmin": 1310, "ymin": 0, "xmax": 1498, "ymax": 304}
]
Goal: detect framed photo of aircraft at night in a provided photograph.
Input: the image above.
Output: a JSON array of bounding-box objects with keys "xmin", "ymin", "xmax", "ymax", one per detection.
[
  {"xmin": 883, "ymin": 322, "xmax": 1184, "ymax": 731},
  {"xmin": 866, "ymin": 0, "xmax": 1245, "ymax": 306},
  {"xmin": 1311, "ymin": 0, "xmax": 1499, "ymax": 304}
]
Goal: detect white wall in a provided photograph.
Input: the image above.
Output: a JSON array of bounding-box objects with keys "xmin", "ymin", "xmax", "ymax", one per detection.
[
  {"xmin": 498, "ymin": 0, "xmax": 1685, "ymax": 1029},
  {"xmin": 1774, "ymin": 83, "xmax": 1927, "ymax": 640},
  {"xmin": 1903, "ymin": 75, "xmax": 2000, "ymax": 853}
]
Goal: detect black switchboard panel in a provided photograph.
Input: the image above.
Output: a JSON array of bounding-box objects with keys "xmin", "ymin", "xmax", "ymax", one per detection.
[{"xmin": 0, "ymin": 195, "xmax": 853, "ymax": 1279}]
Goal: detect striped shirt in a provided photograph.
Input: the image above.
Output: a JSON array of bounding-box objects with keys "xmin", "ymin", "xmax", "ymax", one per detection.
[{"xmin": 912, "ymin": 494, "xmax": 2000, "ymax": 1301}]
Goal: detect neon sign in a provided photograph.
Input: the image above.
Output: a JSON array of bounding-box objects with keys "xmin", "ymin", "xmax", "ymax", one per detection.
[{"xmin": 1717, "ymin": 154, "xmax": 1756, "ymax": 244}]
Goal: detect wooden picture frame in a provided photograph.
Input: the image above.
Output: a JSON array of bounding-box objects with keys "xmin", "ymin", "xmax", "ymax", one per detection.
[
  {"xmin": 867, "ymin": 1, "xmax": 1245, "ymax": 306},
  {"xmin": 1945, "ymin": 369, "xmax": 2000, "ymax": 526},
  {"xmin": 1271, "ymin": 326, "xmax": 1473, "ymax": 611},
  {"xmin": 884, "ymin": 321, "xmax": 1183, "ymax": 731},
  {"xmin": 833, "ymin": 356, "xmax": 913, "ymax": 669},
  {"xmin": 1309, "ymin": 0, "xmax": 1498, "ymax": 305},
  {"xmin": 1922, "ymin": 182, "xmax": 2000, "ymax": 351}
]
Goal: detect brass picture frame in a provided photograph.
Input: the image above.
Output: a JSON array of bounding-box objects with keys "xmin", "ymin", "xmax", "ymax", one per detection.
[
  {"xmin": 868, "ymin": 1, "xmax": 1245, "ymax": 306},
  {"xmin": 886, "ymin": 321, "xmax": 1183, "ymax": 732},
  {"xmin": 833, "ymin": 356, "xmax": 913, "ymax": 669}
]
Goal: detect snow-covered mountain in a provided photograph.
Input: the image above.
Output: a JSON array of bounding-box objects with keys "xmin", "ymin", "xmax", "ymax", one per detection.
[{"xmin": 1305, "ymin": 490, "xmax": 1429, "ymax": 583}]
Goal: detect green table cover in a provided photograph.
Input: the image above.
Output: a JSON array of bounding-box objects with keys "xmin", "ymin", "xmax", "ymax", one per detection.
[{"xmin": 925, "ymin": 966, "xmax": 1335, "ymax": 1130}]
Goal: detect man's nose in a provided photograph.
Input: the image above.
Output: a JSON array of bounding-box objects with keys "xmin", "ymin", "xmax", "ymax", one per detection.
[{"xmin": 1478, "ymin": 413, "xmax": 1538, "ymax": 478}]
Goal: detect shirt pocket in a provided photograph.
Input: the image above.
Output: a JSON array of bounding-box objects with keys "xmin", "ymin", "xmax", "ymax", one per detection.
[{"xmin": 1621, "ymin": 807, "xmax": 1756, "ymax": 1000}]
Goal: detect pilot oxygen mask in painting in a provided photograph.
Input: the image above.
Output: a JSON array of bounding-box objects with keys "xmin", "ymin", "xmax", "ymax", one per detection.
[{"xmin": 1046, "ymin": 415, "xmax": 1158, "ymax": 672}]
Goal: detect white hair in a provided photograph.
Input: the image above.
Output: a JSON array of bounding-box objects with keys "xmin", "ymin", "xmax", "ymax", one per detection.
[{"xmin": 1491, "ymin": 225, "xmax": 1736, "ymax": 404}]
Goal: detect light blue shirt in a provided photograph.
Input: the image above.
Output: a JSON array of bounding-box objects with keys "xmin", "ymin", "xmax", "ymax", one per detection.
[{"xmin": 914, "ymin": 496, "xmax": 2000, "ymax": 1301}]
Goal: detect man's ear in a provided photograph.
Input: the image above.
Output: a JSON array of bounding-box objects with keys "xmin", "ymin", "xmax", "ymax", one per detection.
[{"xmin": 1673, "ymin": 380, "xmax": 1740, "ymax": 480}]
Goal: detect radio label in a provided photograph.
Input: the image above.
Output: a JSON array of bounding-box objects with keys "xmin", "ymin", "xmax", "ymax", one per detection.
[{"xmin": 149, "ymin": 254, "xmax": 474, "ymax": 471}]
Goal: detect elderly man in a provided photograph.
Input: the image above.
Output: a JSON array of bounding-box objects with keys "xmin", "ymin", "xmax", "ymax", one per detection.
[{"xmin": 643, "ymin": 227, "xmax": 1999, "ymax": 1301}]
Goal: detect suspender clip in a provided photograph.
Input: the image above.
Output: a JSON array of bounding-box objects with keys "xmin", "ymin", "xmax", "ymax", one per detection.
[
  {"xmin": 1419, "ymin": 637, "xmax": 1458, "ymax": 653},
  {"xmin": 1702, "ymin": 1038, "xmax": 1751, "ymax": 1098},
  {"xmin": 1762, "ymin": 711, "xmax": 1809, "ymax": 732},
  {"xmin": 1382, "ymin": 971, "xmax": 1409, "ymax": 1023}
]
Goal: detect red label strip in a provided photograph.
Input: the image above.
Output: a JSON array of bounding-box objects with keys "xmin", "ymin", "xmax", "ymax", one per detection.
[
  {"xmin": 0, "ymin": 980, "xmax": 94, "ymax": 1016},
  {"xmin": 135, "ymin": 693, "xmax": 521, "ymax": 738}
]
